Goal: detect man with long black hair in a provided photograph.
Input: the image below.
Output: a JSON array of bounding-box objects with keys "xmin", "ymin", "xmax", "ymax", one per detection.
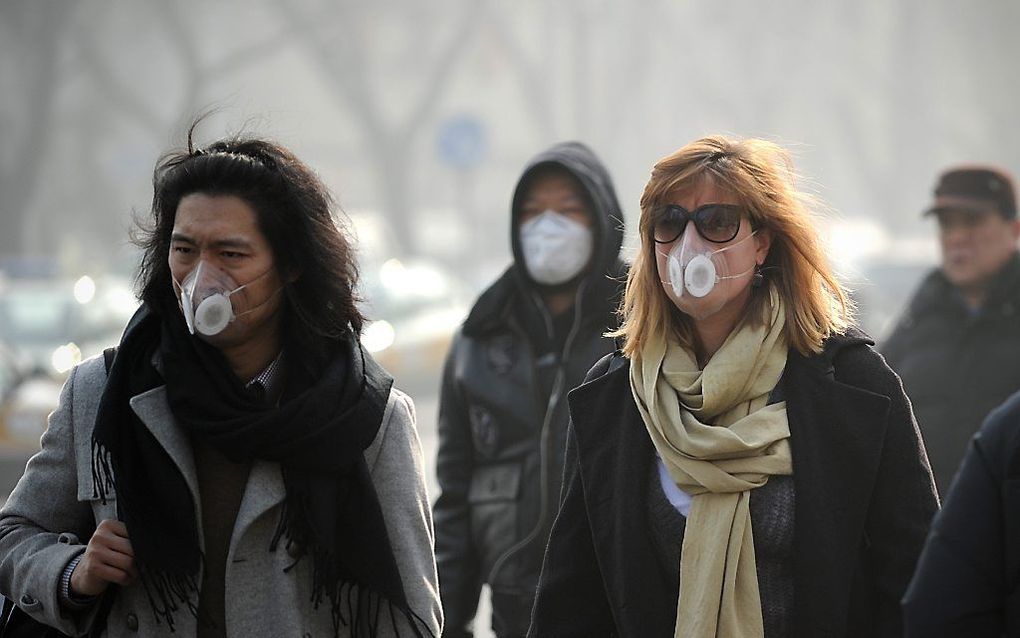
[{"xmin": 0, "ymin": 128, "xmax": 442, "ymax": 637}]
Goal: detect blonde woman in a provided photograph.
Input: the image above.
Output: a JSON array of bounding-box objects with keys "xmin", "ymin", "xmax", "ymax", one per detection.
[{"xmin": 527, "ymin": 136, "xmax": 938, "ymax": 638}]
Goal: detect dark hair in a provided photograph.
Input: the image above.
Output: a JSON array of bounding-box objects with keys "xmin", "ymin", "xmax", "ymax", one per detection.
[{"xmin": 134, "ymin": 122, "xmax": 364, "ymax": 360}]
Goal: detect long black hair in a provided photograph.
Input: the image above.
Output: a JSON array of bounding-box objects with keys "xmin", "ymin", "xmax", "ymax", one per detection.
[{"xmin": 134, "ymin": 120, "xmax": 364, "ymax": 364}]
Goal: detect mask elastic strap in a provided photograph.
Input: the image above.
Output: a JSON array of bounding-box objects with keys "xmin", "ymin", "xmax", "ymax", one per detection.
[
  {"xmin": 717, "ymin": 262, "xmax": 757, "ymax": 281},
  {"xmin": 712, "ymin": 231, "xmax": 759, "ymax": 281},
  {"xmin": 657, "ymin": 250, "xmax": 676, "ymax": 287},
  {"xmin": 710, "ymin": 229, "xmax": 758, "ymax": 256},
  {"xmin": 233, "ymin": 286, "xmax": 285, "ymax": 319},
  {"xmin": 224, "ymin": 266, "xmax": 277, "ymax": 299},
  {"xmin": 655, "ymin": 229, "xmax": 757, "ymax": 261},
  {"xmin": 656, "ymin": 231, "xmax": 759, "ymax": 286}
]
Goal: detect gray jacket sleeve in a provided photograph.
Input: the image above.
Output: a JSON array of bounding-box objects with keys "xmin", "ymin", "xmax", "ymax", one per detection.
[
  {"xmin": 365, "ymin": 388, "xmax": 444, "ymax": 637},
  {"xmin": 0, "ymin": 360, "xmax": 100, "ymax": 637}
]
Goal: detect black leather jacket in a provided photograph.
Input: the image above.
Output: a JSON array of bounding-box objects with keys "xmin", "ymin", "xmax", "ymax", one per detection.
[{"xmin": 433, "ymin": 142, "xmax": 626, "ymax": 637}]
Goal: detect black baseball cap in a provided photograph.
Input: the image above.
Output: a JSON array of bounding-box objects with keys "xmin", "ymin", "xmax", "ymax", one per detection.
[{"xmin": 924, "ymin": 165, "xmax": 1017, "ymax": 219}]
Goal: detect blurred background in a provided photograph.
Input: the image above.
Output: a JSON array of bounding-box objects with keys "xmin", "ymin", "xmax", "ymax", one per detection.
[{"xmin": 2, "ymin": 1, "xmax": 1019, "ymax": 633}]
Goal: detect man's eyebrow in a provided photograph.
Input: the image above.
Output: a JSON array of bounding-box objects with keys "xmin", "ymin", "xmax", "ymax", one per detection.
[
  {"xmin": 170, "ymin": 233, "xmax": 254, "ymax": 249},
  {"xmin": 211, "ymin": 237, "xmax": 254, "ymax": 250}
]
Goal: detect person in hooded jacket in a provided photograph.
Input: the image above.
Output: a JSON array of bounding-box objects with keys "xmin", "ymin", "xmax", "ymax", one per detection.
[
  {"xmin": 432, "ymin": 141, "xmax": 627, "ymax": 638},
  {"xmin": 528, "ymin": 136, "xmax": 938, "ymax": 638}
]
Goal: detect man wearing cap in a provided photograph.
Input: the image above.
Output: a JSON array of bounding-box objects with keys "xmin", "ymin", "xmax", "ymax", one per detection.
[{"xmin": 882, "ymin": 165, "xmax": 1020, "ymax": 495}]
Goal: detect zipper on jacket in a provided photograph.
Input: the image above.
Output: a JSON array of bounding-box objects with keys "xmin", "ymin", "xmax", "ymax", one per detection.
[{"xmin": 487, "ymin": 280, "xmax": 588, "ymax": 586}]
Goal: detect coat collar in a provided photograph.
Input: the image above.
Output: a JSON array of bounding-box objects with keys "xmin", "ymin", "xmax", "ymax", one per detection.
[
  {"xmin": 910, "ymin": 251, "xmax": 1020, "ymax": 316},
  {"xmin": 461, "ymin": 261, "xmax": 627, "ymax": 338},
  {"xmin": 565, "ymin": 332, "xmax": 891, "ymax": 636},
  {"xmin": 126, "ymin": 384, "xmax": 287, "ymax": 553}
]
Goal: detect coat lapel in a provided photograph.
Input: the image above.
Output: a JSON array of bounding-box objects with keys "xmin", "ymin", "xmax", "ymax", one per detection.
[
  {"xmin": 128, "ymin": 386, "xmax": 287, "ymax": 556},
  {"xmin": 128, "ymin": 385, "xmax": 205, "ymax": 550},
  {"xmin": 566, "ymin": 362, "xmax": 677, "ymax": 637},
  {"xmin": 232, "ymin": 459, "xmax": 287, "ymax": 551},
  {"xmin": 129, "ymin": 386, "xmax": 200, "ymax": 504},
  {"xmin": 783, "ymin": 350, "xmax": 891, "ymax": 636}
]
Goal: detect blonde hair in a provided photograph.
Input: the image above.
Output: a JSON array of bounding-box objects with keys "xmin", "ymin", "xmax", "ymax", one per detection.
[{"xmin": 612, "ymin": 135, "xmax": 852, "ymax": 357}]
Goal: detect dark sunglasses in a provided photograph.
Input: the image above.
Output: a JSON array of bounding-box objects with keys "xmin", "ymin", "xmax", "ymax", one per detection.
[{"xmin": 651, "ymin": 203, "xmax": 745, "ymax": 244}]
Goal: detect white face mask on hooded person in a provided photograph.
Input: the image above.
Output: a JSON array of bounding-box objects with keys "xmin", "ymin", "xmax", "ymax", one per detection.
[
  {"xmin": 659, "ymin": 224, "xmax": 759, "ymax": 321},
  {"xmin": 171, "ymin": 260, "xmax": 282, "ymax": 337},
  {"xmin": 519, "ymin": 209, "xmax": 594, "ymax": 286}
]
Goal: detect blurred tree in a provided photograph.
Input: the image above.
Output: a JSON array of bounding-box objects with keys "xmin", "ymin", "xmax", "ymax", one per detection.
[
  {"xmin": 273, "ymin": 0, "xmax": 483, "ymax": 255},
  {"xmin": 0, "ymin": 1, "xmax": 71, "ymax": 259}
]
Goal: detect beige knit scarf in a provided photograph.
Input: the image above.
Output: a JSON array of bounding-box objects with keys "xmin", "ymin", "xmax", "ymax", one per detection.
[{"xmin": 629, "ymin": 292, "xmax": 792, "ymax": 638}]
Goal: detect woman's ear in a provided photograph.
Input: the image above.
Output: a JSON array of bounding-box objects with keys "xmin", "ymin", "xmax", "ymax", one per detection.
[{"xmin": 754, "ymin": 228, "xmax": 772, "ymax": 265}]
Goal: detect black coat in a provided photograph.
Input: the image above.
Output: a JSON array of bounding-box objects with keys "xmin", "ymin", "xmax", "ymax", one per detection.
[
  {"xmin": 881, "ymin": 253, "xmax": 1020, "ymax": 495},
  {"xmin": 903, "ymin": 389, "xmax": 1020, "ymax": 637},
  {"xmin": 529, "ymin": 331, "xmax": 939, "ymax": 638},
  {"xmin": 433, "ymin": 141, "xmax": 627, "ymax": 637}
]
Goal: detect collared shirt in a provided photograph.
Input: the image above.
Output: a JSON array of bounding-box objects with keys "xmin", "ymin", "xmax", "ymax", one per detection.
[{"xmin": 245, "ymin": 351, "xmax": 284, "ymax": 404}]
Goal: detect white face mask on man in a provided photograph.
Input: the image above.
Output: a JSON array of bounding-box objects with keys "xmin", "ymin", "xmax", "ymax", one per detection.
[
  {"xmin": 519, "ymin": 209, "xmax": 594, "ymax": 285},
  {"xmin": 171, "ymin": 261, "xmax": 281, "ymax": 337}
]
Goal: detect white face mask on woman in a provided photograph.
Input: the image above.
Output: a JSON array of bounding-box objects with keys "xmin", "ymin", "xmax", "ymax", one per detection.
[
  {"xmin": 660, "ymin": 227, "xmax": 758, "ymax": 321},
  {"xmin": 519, "ymin": 209, "xmax": 594, "ymax": 285},
  {"xmin": 171, "ymin": 260, "xmax": 281, "ymax": 337}
]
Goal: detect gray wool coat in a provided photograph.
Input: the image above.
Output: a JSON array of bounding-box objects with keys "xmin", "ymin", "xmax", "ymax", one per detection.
[{"xmin": 0, "ymin": 354, "xmax": 443, "ymax": 637}]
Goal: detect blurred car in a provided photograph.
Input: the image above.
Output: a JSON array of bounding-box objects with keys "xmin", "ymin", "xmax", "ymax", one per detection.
[
  {"xmin": 822, "ymin": 218, "xmax": 936, "ymax": 344},
  {"xmin": 359, "ymin": 258, "xmax": 470, "ymax": 396},
  {"xmin": 851, "ymin": 258, "xmax": 933, "ymax": 343},
  {"xmin": 0, "ymin": 274, "xmax": 137, "ymax": 380},
  {"xmin": 0, "ymin": 375, "xmax": 62, "ymax": 450},
  {"xmin": 0, "ymin": 274, "xmax": 137, "ymax": 500},
  {"xmin": 347, "ymin": 211, "xmax": 472, "ymax": 395},
  {"xmin": 0, "ymin": 343, "xmax": 20, "ymax": 411},
  {"xmin": 0, "ymin": 342, "xmax": 43, "ymax": 501}
]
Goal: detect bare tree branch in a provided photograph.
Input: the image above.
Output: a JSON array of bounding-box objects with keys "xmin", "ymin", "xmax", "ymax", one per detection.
[
  {"xmin": 74, "ymin": 27, "xmax": 165, "ymax": 133},
  {"xmin": 271, "ymin": 0, "xmax": 483, "ymax": 253}
]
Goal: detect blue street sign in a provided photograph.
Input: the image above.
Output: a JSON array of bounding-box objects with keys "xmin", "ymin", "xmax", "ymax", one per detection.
[{"xmin": 436, "ymin": 115, "xmax": 487, "ymax": 170}]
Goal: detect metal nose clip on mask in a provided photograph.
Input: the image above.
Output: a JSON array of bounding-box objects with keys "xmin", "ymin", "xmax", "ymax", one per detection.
[{"xmin": 173, "ymin": 261, "xmax": 278, "ymax": 336}]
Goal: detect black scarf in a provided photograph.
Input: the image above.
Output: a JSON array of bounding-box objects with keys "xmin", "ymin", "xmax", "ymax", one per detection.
[{"xmin": 92, "ymin": 304, "xmax": 429, "ymax": 636}]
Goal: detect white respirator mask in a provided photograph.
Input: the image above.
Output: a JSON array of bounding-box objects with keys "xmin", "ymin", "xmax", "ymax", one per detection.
[
  {"xmin": 660, "ymin": 228, "xmax": 759, "ymax": 320},
  {"xmin": 171, "ymin": 261, "xmax": 280, "ymax": 337},
  {"xmin": 519, "ymin": 209, "xmax": 594, "ymax": 286}
]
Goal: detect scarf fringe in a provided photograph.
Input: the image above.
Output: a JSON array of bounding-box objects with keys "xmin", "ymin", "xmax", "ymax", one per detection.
[
  {"xmin": 323, "ymin": 581, "xmax": 433, "ymax": 638},
  {"xmin": 91, "ymin": 439, "xmax": 115, "ymax": 503},
  {"xmin": 138, "ymin": 569, "xmax": 199, "ymax": 631},
  {"xmin": 271, "ymin": 502, "xmax": 434, "ymax": 638}
]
